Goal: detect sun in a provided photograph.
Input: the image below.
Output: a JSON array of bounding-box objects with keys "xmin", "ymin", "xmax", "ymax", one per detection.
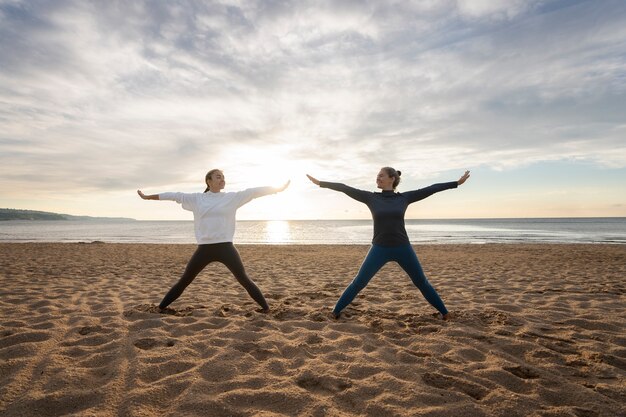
[{"xmin": 220, "ymin": 145, "xmax": 317, "ymax": 220}]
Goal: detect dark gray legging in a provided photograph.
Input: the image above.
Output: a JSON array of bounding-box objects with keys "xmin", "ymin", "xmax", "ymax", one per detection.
[{"xmin": 159, "ymin": 242, "xmax": 269, "ymax": 310}]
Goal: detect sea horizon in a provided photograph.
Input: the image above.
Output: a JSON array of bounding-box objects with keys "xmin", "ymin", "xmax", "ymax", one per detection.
[{"xmin": 1, "ymin": 217, "xmax": 624, "ymax": 245}]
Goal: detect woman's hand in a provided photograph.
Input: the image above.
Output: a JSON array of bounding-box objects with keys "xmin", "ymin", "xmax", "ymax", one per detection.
[
  {"xmin": 306, "ymin": 174, "xmax": 320, "ymax": 186},
  {"xmin": 457, "ymin": 170, "xmax": 470, "ymax": 186},
  {"xmin": 137, "ymin": 190, "xmax": 159, "ymax": 200},
  {"xmin": 278, "ymin": 180, "xmax": 291, "ymax": 192}
]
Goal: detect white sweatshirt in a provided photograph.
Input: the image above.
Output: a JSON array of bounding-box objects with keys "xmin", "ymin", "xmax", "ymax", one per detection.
[{"xmin": 159, "ymin": 187, "xmax": 277, "ymax": 244}]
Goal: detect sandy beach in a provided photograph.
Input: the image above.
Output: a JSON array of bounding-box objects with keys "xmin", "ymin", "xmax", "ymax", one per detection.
[{"xmin": 0, "ymin": 243, "xmax": 624, "ymax": 417}]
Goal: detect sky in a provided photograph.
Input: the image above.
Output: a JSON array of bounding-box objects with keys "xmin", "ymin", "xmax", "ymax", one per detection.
[{"xmin": 1, "ymin": 0, "xmax": 625, "ymax": 221}]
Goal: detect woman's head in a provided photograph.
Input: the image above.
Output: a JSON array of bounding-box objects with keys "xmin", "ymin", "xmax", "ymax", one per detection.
[
  {"xmin": 377, "ymin": 167, "xmax": 401, "ymax": 190},
  {"xmin": 205, "ymin": 169, "xmax": 225, "ymax": 192}
]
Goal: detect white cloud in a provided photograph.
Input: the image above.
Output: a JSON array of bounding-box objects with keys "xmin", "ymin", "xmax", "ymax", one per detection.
[
  {"xmin": 456, "ymin": 0, "xmax": 539, "ymax": 20},
  {"xmin": 0, "ymin": 0, "xmax": 625, "ymax": 217}
]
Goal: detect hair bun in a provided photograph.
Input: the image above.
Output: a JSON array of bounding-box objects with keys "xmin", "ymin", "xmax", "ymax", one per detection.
[{"xmin": 397, "ymin": 170, "xmax": 402, "ymax": 176}]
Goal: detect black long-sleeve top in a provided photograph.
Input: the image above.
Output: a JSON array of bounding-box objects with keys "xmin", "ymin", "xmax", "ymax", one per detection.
[{"xmin": 319, "ymin": 181, "xmax": 458, "ymax": 247}]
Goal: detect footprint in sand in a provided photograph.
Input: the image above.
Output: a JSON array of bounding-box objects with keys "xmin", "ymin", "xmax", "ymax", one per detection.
[
  {"xmin": 416, "ymin": 325, "xmax": 441, "ymax": 335},
  {"xmin": 125, "ymin": 304, "xmax": 196, "ymax": 317},
  {"xmin": 503, "ymin": 365, "xmax": 540, "ymax": 379},
  {"xmin": 305, "ymin": 334, "xmax": 324, "ymax": 345},
  {"xmin": 134, "ymin": 337, "xmax": 176, "ymax": 350},
  {"xmin": 295, "ymin": 371, "xmax": 352, "ymax": 395},
  {"xmin": 233, "ymin": 342, "xmax": 277, "ymax": 361},
  {"xmin": 307, "ymin": 311, "xmax": 328, "ymax": 322},
  {"xmin": 421, "ymin": 372, "xmax": 489, "ymax": 400},
  {"xmin": 215, "ymin": 305, "xmax": 233, "ymax": 317},
  {"xmin": 78, "ymin": 325, "xmax": 104, "ymax": 335},
  {"xmin": 0, "ymin": 331, "xmax": 51, "ymax": 349}
]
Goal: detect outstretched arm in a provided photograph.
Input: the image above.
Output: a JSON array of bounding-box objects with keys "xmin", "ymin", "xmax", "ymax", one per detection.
[
  {"xmin": 306, "ymin": 174, "xmax": 370, "ymax": 203},
  {"xmin": 234, "ymin": 180, "xmax": 291, "ymax": 208},
  {"xmin": 404, "ymin": 170, "xmax": 470, "ymax": 204},
  {"xmin": 137, "ymin": 190, "xmax": 159, "ymax": 200},
  {"xmin": 249, "ymin": 180, "xmax": 291, "ymax": 197}
]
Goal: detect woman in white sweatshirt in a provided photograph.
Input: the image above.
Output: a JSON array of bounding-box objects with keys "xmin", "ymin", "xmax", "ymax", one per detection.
[{"xmin": 138, "ymin": 169, "xmax": 289, "ymax": 312}]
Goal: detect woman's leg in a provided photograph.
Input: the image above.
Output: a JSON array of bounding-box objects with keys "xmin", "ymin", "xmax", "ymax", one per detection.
[
  {"xmin": 333, "ymin": 245, "xmax": 389, "ymax": 316},
  {"xmin": 159, "ymin": 246, "xmax": 212, "ymax": 309},
  {"xmin": 394, "ymin": 245, "xmax": 448, "ymax": 315},
  {"xmin": 218, "ymin": 243, "xmax": 269, "ymax": 311}
]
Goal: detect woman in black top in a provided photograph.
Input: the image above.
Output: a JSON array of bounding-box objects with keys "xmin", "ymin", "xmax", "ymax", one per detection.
[{"xmin": 307, "ymin": 168, "xmax": 470, "ymax": 319}]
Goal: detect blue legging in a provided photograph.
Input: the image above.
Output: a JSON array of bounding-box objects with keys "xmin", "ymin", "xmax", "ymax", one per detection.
[{"xmin": 333, "ymin": 244, "xmax": 448, "ymax": 316}]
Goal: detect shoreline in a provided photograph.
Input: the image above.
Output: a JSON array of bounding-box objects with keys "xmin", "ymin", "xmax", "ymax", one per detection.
[
  {"xmin": 2, "ymin": 217, "xmax": 624, "ymax": 246},
  {"xmin": 1, "ymin": 241, "xmax": 625, "ymax": 245},
  {"xmin": 1, "ymin": 243, "xmax": 625, "ymax": 416}
]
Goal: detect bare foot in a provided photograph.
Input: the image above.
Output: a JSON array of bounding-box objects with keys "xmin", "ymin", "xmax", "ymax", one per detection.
[
  {"xmin": 157, "ymin": 306, "xmax": 176, "ymax": 315},
  {"xmin": 256, "ymin": 307, "xmax": 270, "ymax": 314},
  {"xmin": 442, "ymin": 312, "xmax": 455, "ymax": 320},
  {"xmin": 433, "ymin": 311, "xmax": 455, "ymax": 320},
  {"xmin": 330, "ymin": 311, "xmax": 340, "ymax": 320}
]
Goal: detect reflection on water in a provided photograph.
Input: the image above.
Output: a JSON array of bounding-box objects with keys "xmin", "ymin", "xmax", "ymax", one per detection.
[{"xmin": 263, "ymin": 220, "xmax": 291, "ymax": 244}]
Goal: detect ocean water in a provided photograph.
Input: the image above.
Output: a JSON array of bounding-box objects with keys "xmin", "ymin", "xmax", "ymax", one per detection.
[{"xmin": 0, "ymin": 218, "xmax": 624, "ymax": 244}]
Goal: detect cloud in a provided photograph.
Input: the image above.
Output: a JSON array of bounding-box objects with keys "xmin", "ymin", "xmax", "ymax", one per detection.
[
  {"xmin": 455, "ymin": 0, "xmax": 539, "ymax": 20},
  {"xmin": 0, "ymin": 0, "xmax": 625, "ymax": 201}
]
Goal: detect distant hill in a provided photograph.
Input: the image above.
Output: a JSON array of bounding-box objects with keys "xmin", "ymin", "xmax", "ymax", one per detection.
[{"xmin": 0, "ymin": 208, "xmax": 135, "ymax": 221}]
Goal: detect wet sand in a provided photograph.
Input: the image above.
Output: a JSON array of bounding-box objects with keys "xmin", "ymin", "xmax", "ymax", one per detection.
[{"xmin": 1, "ymin": 243, "xmax": 625, "ymax": 417}]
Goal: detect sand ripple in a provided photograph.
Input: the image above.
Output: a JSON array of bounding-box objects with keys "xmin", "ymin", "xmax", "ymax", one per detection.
[{"xmin": 1, "ymin": 243, "xmax": 625, "ymax": 416}]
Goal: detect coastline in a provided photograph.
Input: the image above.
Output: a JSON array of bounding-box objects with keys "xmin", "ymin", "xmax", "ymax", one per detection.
[{"xmin": 1, "ymin": 243, "xmax": 625, "ymax": 416}]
